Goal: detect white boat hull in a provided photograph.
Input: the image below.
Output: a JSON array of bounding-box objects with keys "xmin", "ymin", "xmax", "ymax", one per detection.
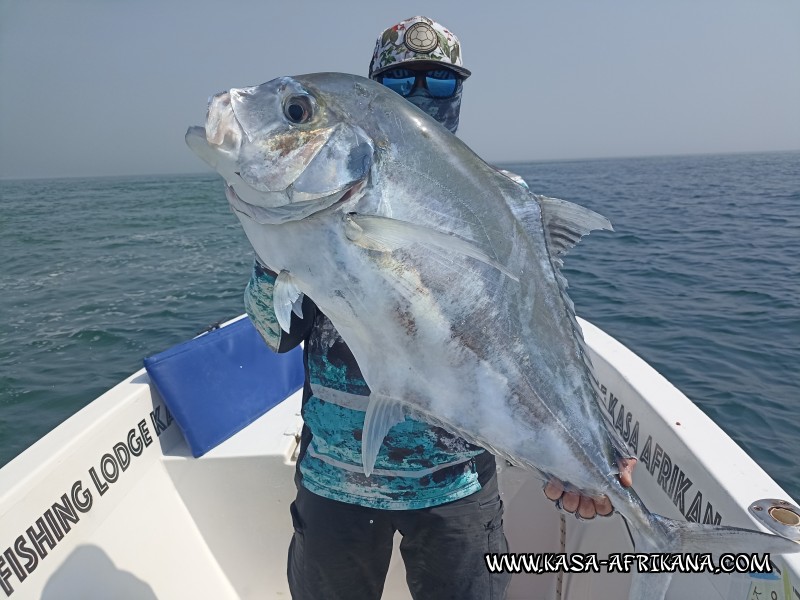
[{"xmin": 0, "ymin": 318, "xmax": 797, "ymax": 599}]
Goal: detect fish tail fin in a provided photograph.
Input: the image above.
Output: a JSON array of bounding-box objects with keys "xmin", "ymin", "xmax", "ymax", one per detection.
[{"xmin": 624, "ymin": 512, "xmax": 799, "ymax": 600}]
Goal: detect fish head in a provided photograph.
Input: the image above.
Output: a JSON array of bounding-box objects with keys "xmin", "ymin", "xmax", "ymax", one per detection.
[{"xmin": 186, "ymin": 75, "xmax": 374, "ymax": 224}]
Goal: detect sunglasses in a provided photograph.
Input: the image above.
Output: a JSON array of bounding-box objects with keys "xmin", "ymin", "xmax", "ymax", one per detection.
[{"xmin": 378, "ymin": 67, "xmax": 461, "ymax": 99}]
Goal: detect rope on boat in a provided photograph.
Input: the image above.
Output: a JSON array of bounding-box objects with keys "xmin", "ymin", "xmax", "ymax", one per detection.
[{"xmin": 556, "ymin": 513, "xmax": 566, "ymax": 599}]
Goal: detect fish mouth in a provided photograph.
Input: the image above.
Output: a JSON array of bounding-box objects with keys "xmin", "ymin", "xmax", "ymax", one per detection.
[{"xmin": 226, "ymin": 178, "xmax": 367, "ymax": 225}]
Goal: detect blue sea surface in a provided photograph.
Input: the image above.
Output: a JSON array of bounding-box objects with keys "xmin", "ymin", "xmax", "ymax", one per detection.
[{"xmin": 1, "ymin": 151, "xmax": 798, "ymax": 500}]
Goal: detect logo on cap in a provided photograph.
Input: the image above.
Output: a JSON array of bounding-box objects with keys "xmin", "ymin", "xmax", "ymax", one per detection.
[{"xmin": 404, "ymin": 22, "xmax": 438, "ymax": 54}]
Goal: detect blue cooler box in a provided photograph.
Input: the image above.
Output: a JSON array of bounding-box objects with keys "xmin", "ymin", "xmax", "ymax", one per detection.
[{"xmin": 143, "ymin": 317, "xmax": 304, "ymax": 457}]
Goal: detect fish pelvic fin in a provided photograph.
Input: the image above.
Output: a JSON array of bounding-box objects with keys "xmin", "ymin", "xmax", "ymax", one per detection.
[
  {"xmin": 361, "ymin": 393, "xmax": 406, "ymax": 477},
  {"xmin": 623, "ymin": 511, "xmax": 799, "ymax": 600},
  {"xmin": 273, "ymin": 270, "xmax": 304, "ymax": 333}
]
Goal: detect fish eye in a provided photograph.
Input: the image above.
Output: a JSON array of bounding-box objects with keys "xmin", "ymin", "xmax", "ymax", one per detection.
[{"xmin": 284, "ymin": 95, "xmax": 314, "ymax": 124}]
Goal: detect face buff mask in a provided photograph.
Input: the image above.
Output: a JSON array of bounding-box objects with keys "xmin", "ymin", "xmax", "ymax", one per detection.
[{"xmin": 406, "ymin": 83, "xmax": 462, "ymax": 134}]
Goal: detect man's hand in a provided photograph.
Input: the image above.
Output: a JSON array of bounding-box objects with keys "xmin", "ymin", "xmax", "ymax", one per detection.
[{"xmin": 543, "ymin": 457, "xmax": 637, "ymax": 519}]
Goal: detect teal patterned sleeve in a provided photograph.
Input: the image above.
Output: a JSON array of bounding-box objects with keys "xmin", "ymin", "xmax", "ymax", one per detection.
[{"xmin": 244, "ymin": 261, "xmax": 284, "ymax": 352}]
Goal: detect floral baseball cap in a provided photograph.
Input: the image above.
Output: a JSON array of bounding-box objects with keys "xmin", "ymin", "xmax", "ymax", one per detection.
[{"xmin": 369, "ymin": 16, "xmax": 471, "ymax": 79}]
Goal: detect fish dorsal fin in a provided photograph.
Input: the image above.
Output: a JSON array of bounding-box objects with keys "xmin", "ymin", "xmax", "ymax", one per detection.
[
  {"xmin": 538, "ymin": 198, "xmax": 634, "ymax": 459},
  {"xmin": 536, "ymin": 195, "xmax": 613, "ymax": 258},
  {"xmin": 343, "ymin": 213, "xmax": 519, "ymax": 282},
  {"xmin": 273, "ymin": 270, "xmax": 304, "ymax": 333},
  {"xmin": 504, "ymin": 190, "xmax": 633, "ymax": 458},
  {"xmin": 361, "ymin": 393, "xmax": 406, "ymax": 477}
]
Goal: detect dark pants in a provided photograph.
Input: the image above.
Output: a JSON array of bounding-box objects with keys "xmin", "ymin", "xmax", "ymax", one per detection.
[{"xmin": 287, "ymin": 475, "xmax": 511, "ymax": 600}]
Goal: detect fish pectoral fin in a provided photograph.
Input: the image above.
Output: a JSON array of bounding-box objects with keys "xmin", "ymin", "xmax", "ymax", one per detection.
[
  {"xmin": 344, "ymin": 214, "xmax": 519, "ymax": 282},
  {"xmin": 361, "ymin": 393, "xmax": 406, "ymax": 477},
  {"xmin": 273, "ymin": 270, "xmax": 304, "ymax": 333}
]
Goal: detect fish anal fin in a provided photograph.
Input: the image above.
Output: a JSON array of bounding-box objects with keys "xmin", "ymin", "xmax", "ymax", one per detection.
[{"xmin": 361, "ymin": 393, "xmax": 406, "ymax": 477}]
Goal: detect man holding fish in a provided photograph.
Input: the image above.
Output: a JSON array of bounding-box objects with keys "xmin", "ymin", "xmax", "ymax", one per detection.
[
  {"xmin": 187, "ymin": 10, "xmax": 799, "ymax": 599},
  {"xmin": 242, "ymin": 16, "xmax": 635, "ymax": 600}
]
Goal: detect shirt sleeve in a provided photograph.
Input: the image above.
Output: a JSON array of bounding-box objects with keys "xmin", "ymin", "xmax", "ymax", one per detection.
[{"xmin": 244, "ymin": 259, "xmax": 316, "ymax": 352}]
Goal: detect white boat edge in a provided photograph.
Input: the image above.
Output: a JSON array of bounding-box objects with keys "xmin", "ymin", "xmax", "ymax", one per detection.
[{"xmin": 0, "ymin": 316, "xmax": 797, "ymax": 599}]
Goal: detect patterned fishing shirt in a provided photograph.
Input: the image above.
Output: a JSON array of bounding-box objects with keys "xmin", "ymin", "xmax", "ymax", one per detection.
[{"xmin": 245, "ymin": 261, "xmax": 496, "ymax": 510}]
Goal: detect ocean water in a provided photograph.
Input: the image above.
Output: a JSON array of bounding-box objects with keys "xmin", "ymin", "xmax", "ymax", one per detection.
[{"xmin": 1, "ymin": 151, "xmax": 798, "ymax": 501}]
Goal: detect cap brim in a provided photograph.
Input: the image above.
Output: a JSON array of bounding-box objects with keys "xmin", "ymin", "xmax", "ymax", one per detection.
[{"xmin": 372, "ymin": 58, "xmax": 471, "ymax": 79}]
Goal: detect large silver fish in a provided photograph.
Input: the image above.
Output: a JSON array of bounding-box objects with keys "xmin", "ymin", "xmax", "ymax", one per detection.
[{"xmin": 186, "ymin": 73, "xmax": 798, "ymax": 599}]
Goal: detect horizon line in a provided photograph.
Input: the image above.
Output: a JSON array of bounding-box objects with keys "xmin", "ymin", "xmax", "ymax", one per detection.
[{"xmin": 1, "ymin": 148, "xmax": 798, "ymax": 183}]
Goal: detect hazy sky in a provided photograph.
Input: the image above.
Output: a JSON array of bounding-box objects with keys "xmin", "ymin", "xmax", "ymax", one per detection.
[{"xmin": 1, "ymin": 0, "xmax": 798, "ymax": 179}]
